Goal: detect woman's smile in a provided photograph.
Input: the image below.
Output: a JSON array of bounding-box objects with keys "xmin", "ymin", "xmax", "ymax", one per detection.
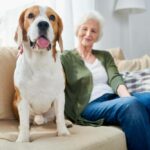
[{"xmin": 78, "ymin": 19, "xmax": 99, "ymax": 47}]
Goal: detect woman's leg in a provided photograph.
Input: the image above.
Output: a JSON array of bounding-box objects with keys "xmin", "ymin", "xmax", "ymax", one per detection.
[
  {"xmin": 81, "ymin": 95, "xmax": 150, "ymax": 150},
  {"xmin": 132, "ymin": 92, "xmax": 150, "ymax": 113}
]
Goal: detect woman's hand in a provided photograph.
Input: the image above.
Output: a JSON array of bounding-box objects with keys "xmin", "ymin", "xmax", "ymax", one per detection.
[{"xmin": 117, "ymin": 84, "xmax": 131, "ymax": 97}]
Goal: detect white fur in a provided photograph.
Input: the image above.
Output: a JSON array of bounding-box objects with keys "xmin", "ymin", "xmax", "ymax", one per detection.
[{"xmin": 14, "ymin": 6, "xmax": 70, "ymax": 142}]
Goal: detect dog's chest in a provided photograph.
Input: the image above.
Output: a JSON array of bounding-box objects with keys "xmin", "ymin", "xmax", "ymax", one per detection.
[{"xmin": 14, "ymin": 53, "xmax": 64, "ymax": 113}]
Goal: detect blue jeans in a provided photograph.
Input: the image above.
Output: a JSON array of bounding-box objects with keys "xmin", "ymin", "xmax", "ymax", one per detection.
[{"xmin": 81, "ymin": 92, "xmax": 150, "ymax": 150}]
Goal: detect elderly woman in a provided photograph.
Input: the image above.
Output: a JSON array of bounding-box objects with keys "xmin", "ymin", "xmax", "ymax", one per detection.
[{"xmin": 61, "ymin": 11, "xmax": 150, "ymax": 150}]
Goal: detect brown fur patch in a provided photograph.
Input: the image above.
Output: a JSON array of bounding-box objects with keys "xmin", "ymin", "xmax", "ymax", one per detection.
[
  {"xmin": 46, "ymin": 7, "xmax": 63, "ymax": 60},
  {"xmin": 19, "ymin": 6, "xmax": 40, "ymax": 41},
  {"xmin": 13, "ymin": 87, "xmax": 21, "ymax": 119}
]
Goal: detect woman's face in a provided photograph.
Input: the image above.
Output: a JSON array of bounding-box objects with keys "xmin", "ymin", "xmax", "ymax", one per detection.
[{"xmin": 77, "ymin": 19, "xmax": 99, "ymax": 47}]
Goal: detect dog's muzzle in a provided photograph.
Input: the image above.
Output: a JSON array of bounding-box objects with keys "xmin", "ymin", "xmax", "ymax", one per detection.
[{"xmin": 30, "ymin": 21, "xmax": 51, "ymax": 50}]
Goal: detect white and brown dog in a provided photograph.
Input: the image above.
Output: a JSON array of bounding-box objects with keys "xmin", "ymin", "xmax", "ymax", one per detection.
[{"xmin": 13, "ymin": 5, "xmax": 70, "ymax": 142}]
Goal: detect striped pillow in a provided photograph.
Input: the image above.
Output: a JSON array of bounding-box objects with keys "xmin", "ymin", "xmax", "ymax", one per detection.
[{"xmin": 122, "ymin": 68, "xmax": 150, "ymax": 93}]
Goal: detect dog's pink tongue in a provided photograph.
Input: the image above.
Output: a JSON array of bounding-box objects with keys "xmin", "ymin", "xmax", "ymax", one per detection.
[{"xmin": 37, "ymin": 37, "xmax": 49, "ymax": 48}]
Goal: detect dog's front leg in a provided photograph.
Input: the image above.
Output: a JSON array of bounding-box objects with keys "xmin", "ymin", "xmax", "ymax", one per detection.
[
  {"xmin": 16, "ymin": 99, "xmax": 30, "ymax": 142},
  {"xmin": 54, "ymin": 92, "xmax": 70, "ymax": 136}
]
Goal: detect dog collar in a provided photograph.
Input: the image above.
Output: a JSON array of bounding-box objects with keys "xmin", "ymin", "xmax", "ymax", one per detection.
[{"xmin": 17, "ymin": 44, "xmax": 23, "ymax": 58}]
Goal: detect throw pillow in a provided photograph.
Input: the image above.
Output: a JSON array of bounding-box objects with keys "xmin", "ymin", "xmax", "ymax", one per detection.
[{"xmin": 122, "ymin": 68, "xmax": 150, "ymax": 93}]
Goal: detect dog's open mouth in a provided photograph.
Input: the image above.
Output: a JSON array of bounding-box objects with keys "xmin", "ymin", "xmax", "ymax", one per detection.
[{"xmin": 30, "ymin": 36, "xmax": 51, "ymax": 50}]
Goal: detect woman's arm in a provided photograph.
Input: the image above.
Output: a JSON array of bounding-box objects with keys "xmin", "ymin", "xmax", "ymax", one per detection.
[
  {"xmin": 104, "ymin": 52, "xmax": 125, "ymax": 93},
  {"xmin": 117, "ymin": 84, "xmax": 131, "ymax": 97},
  {"xmin": 103, "ymin": 51, "xmax": 131, "ymax": 97}
]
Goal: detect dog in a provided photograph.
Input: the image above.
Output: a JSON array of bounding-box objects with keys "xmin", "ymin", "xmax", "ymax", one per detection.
[{"xmin": 13, "ymin": 5, "xmax": 70, "ymax": 142}]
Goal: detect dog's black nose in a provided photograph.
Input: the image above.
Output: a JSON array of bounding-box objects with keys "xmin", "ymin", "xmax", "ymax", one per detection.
[{"xmin": 38, "ymin": 21, "xmax": 49, "ymax": 31}]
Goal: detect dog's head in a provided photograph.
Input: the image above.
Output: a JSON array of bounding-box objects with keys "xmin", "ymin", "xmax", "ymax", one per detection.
[{"xmin": 15, "ymin": 5, "xmax": 63, "ymax": 59}]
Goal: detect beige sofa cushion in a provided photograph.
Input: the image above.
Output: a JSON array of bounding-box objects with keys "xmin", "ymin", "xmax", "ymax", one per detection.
[
  {"xmin": 0, "ymin": 120, "xmax": 127, "ymax": 150},
  {"xmin": 0, "ymin": 47, "xmax": 17, "ymax": 119}
]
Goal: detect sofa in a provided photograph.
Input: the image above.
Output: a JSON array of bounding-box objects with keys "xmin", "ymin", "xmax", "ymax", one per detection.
[{"xmin": 0, "ymin": 47, "xmax": 149, "ymax": 150}]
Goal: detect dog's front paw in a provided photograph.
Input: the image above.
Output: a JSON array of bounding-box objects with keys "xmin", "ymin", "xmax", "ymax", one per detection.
[
  {"xmin": 16, "ymin": 134, "xmax": 30, "ymax": 142},
  {"xmin": 57, "ymin": 127, "xmax": 70, "ymax": 136},
  {"xmin": 65, "ymin": 119, "xmax": 73, "ymax": 128}
]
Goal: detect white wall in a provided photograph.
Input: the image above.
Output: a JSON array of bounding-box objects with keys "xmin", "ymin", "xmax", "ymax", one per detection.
[
  {"xmin": 95, "ymin": 0, "xmax": 150, "ymax": 59},
  {"xmin": 130, "ymin": 0, "xmax": 150, "ymax": 58},
  {"xmin": 0, "ymin": 0, "xmax": 149, "ymax": 59}
]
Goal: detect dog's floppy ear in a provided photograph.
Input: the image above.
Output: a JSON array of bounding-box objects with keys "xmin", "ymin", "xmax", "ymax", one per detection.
[
  {"xmin": 57, "ymin": 15, "xmax": 63, "ymax": 53},
  {"xmin": 14, "ymin": 9, "xmax": 27, "ymax": 46},
  {"xmin": 14, "ymin": 26, "xmax": 23, "ymax": 46},
  {"xmin": 52, "ymin": 14, "xmax": 63, "ymax": 61}
]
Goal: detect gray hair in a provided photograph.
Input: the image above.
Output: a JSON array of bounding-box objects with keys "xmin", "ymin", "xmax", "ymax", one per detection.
[{"xmin": 75, "ymin": 11, "xmax": 104, "ymax": 42}]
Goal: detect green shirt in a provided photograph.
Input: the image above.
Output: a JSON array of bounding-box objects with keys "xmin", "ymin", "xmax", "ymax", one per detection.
[{"xmin": 61, "ymin": 49, "xmax": 125, "ymax": 126}]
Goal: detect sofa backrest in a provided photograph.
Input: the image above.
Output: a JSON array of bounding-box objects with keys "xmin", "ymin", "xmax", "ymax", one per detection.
[
  {"xmin": 108, "ymin": 48, "xmax": 150, "ymax": 72},
  {"xmin": 0, "ymin": 47, "xmax": 17, "ymax": 119}
]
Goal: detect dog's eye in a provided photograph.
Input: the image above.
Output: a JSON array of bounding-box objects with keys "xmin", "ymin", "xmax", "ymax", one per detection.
[
  {"xmin": 28, "ymin": 13, "xmax": 34, "ymax": 19},
  {"xmin": 49, "ymin": 15, "xmax": 55, "ymax": 21}
]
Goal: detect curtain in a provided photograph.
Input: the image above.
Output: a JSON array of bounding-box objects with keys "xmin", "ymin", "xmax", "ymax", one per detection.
[{"xmin": 0, "ymin": 0, "xmax": 95, "ymax": 49}]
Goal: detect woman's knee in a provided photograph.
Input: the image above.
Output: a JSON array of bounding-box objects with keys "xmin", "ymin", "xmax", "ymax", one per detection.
[
  {"xmin": 117, "ymin": 97, "xmax": 148, "ymax": 121},
  {"xmin": 133, "ymin": 92, "xmax": 150, "ymax": 106},
  {"xmin": 132, "ymin": 92, "xmax": 150, "ymax": 99}
]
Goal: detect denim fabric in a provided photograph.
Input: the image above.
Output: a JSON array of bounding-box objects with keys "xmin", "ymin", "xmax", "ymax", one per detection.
[{"xmin": 81, "ymin": 92, "xmax": 150, "ymax": 150}]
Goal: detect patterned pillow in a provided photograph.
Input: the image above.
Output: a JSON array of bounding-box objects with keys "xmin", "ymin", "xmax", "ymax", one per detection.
[{"xmin": 121, "ymin": 68, "xmax": 150, "ymax": 93}]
